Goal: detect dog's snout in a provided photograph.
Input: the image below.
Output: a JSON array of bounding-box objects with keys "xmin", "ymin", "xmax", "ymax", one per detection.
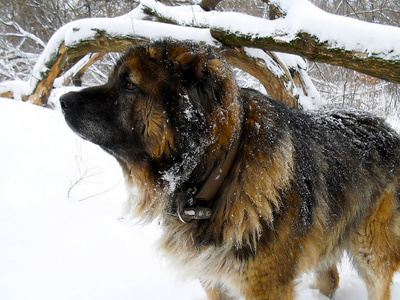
[{"xmin": 60, "ymin": 92, "xmax": 78, "ymax": 113}]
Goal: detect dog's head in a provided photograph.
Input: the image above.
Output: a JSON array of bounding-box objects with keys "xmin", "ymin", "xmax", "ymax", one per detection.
[{"xmin": 60, "ymin": 41, "xmax": 242, "ymax": 177}]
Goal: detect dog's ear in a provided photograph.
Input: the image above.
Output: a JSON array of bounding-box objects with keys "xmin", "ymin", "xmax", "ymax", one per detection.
[
  {"xmin": 167, "ymin": 44, "xmax": 242, "ymax": 156},
  {"xmin": 169, "ymin": 46, "xmax": 223, "ymax": 109},
  {"xmin": 146, "ymin": 46, "xmax": 164, "ymax": 59},
  {"xmin": 175, "ymin": 52, "xmax": 197, "ymax": 71}
]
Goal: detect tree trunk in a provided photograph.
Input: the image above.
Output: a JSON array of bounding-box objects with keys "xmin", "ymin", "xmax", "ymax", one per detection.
[
  {"xmin": 199, "ymin": 0, "xmax": 222, "ymax": 11},
  {"xmin": 29, "ymin": 43, "xmax": 68, "ymax": 106}
]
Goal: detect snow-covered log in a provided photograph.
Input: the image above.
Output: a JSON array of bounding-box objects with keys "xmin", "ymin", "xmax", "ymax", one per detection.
[{"xmin": 211, "ymin": 0, "xmax": 400, "ymax": 83}]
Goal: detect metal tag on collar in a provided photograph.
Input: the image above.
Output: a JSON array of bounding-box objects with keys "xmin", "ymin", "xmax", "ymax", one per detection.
[
  {"xmin": 177, "ymin": 206, "xmax": 212, "ymax": 223},
  {"xmin": 169, "ymin": 204, "xmax": 212, "ymax": 223},
  {"xmin": 182, "ymin": 206, "xmax": 212, "ymax": 220}
]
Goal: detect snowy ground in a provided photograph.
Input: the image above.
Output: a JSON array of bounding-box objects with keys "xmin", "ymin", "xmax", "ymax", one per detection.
[{"xmin": 0, "ymin": 92, "xmax": 399, "ymax": 299}]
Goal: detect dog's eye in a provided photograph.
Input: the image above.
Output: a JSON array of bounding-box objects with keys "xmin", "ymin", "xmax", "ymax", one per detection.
[{"xmin": 125, "ymin": 81, "xmax": 140, "ymax": 94}]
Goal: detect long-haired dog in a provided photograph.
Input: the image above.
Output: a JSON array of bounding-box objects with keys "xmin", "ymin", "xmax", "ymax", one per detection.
[{"xmin": 60, "ymin": 40, "xmax": 400, "ymax": 299}]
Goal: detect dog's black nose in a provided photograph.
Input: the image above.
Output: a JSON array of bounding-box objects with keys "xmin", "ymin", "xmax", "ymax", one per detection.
[{"xmin": 60, "ymin": 92, "xmax": 78, "ymax": 114}]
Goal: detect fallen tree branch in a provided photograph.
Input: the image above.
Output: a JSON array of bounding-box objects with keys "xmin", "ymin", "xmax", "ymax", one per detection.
[
  {"xmin": 221, "ymin": 47, "xmax": 300, "ymax": 107},
  {"xmin": 29, "ymin": 43, "xmax": 68, "ymax": 105},
  {"xmin": 211, "ymin": 28, "xmax": 400, "ymax": 84},
  {"xmin": 210, "ymin": 0, "xmax": 400, "ymax": 83},
  {"xmin": 142, "ymin": 0, "xmax": 400, "ymax": 84}
]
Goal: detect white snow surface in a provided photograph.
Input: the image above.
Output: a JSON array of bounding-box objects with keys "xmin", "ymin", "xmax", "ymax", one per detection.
[
  {"xmin": 1, "ymin": 91, "xmax": 400, "ymax": 299},
  {"xmin": 387, "ymin": 115, "xmax": 400, "ymax": 133},
  {"xmin": 0, "ymin": 80, "xmax": 30, "ymax": 101}
]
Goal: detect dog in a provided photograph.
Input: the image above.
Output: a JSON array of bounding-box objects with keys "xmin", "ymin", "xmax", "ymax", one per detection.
[{"xmin": 60, "ymin": 40, "xmax": 400, "ymax": 300}]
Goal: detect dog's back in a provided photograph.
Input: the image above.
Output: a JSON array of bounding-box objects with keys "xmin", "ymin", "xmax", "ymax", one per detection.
[{"xmin": 239, "ymin": 88, "xmax": 400, "ymax": 299}]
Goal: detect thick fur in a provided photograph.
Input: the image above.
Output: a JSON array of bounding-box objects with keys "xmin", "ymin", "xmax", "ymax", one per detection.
[{"xmin": 60, "ymin": 40, "xmax": 400, "ymax": 300}]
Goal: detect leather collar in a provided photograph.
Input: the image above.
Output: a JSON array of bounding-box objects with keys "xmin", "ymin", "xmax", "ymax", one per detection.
[{"xmin": 169, "ymin": 135, "xmax": 241, "ymax": 223}]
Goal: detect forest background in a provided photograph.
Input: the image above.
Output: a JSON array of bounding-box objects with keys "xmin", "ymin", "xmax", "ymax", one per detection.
[{"xmin": 0, "ymin": 0, "xmax": 399, "ymax": 118}]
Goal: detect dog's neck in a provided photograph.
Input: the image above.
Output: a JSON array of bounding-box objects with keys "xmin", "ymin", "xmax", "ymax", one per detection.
[
  {"xmin": 195, "ymin": 135, "xmax": 241, "ymax": 203},
  {"xmin": 169, "ymin": 135, "xmax": 241, "ymax": 223}
]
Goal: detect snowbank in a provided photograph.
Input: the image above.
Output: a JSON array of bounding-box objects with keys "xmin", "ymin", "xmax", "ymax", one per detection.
[
  {"xmin": 0, "ymin": 80, "xmax": 30, "ymax": 101},
  {"xmin": 0, "ymin": 93, "xmax": 399, "ymax": 299},
  {"xmin": 0, "ymin": 94, "xmax": 205, "ymax": 300}
]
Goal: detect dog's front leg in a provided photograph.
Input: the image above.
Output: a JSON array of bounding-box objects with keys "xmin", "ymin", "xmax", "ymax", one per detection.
[
  {"xmin": 238, "ymin": 254, "xmax": 297, "ymax": 300},
  {"xmin": 203, "ymin": 284, "xmax": 235, "ymax": 300}
]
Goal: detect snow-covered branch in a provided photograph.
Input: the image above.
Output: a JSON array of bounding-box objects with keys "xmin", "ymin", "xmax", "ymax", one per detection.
[
  {"xmin": 211, "ymin": 0, "xmax": 400, "ymax": 83},
  {"xmin": 143, "ymin": 0, "xmax": 400, "ymax": 83}
]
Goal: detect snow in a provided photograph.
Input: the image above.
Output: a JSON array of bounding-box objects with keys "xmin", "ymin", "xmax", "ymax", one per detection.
[
  {"xmin": 1, "ymin": 90, "xmax": 400, "ymax": 299},
  {"xmin": 0, "ymin": 93, "xmax": 205, "ymax": 300},
  {"xmin": 0, "ymin": 80, "xmax": 30, "ymax": 101},
  {"xmin": 387, "ymin": 115, "xmax": 400, "ymax": 133},
  {"xmin": 141, "ymin": 0, "xmax": 216, "ymax": 28}
]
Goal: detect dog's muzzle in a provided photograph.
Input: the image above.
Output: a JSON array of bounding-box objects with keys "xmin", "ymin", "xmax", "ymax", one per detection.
[{"xmin": 60, "ymin": 92, "xmax": 79, "ymax": 116}]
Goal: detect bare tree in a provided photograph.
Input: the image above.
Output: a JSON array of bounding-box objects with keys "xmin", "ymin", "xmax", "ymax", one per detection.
[{"xmin": 308, "ymin": 0, "xmax": 399, "ymax": 116}]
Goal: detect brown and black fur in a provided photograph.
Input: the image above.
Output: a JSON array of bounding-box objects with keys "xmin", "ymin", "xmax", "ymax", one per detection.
[{"xmin": 60, "ymin": 40, "xmax": 400, "ymax": 299}]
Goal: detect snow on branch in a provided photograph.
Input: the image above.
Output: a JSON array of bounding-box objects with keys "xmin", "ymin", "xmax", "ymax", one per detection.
[
  {"xmin": 141, "ymin": 0, "xmax": 400, "ymax": 83},
  {"xmin": 211, "ymin": 0, "xmax": 400, "ymax": 83},
  {"xmin": 141, "ymin": 0, "xmax": 215, "ymax": 27}
]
